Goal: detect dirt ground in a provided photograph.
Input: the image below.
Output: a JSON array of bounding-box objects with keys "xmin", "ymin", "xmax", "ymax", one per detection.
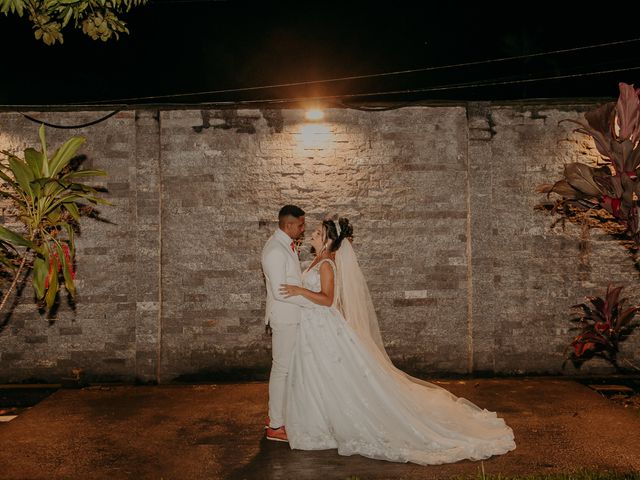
[{"xmin": 0, "ymin": 377, "xmax": 639, "ymax": 480}]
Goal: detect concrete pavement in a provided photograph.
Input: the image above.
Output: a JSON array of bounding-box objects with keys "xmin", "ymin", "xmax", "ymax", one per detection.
[{"xmin": 0, "ymin": 377, "xmax": 639, "ymax": 479}]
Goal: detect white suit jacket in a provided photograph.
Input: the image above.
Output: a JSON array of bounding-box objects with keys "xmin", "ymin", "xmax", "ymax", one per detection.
[{"xmin": 261, "ymin": 229, "xmax": 315, "ymax": 325}]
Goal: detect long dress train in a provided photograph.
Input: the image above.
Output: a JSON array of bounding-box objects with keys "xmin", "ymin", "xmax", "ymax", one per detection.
[{"xmin": 284, "ymin": 259, "xmax": 516, "ymax": 465}]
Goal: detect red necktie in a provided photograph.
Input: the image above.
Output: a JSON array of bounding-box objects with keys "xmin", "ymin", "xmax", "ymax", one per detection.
[{"xmin": 290, "ymin": 241, "xmax": 295, "ymax": 252}]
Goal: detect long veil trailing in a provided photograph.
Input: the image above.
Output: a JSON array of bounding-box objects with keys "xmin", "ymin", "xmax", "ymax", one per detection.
[{"xmin": 335, "ymin": 239, "xmax": 489, "ymax": 413}]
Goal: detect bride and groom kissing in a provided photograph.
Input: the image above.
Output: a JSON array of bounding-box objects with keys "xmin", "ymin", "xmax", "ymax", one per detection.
[{"xmin": 260, "ymin": 204, "xmax": 516, "ymax": 465}]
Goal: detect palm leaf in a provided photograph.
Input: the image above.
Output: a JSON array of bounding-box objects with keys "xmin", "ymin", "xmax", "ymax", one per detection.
[
  {"xmin": 54, "ymin": 191, "xmax": 112, "ymax": 207},
  {"xmin": 61, "ymin": 169, "xmax": 107, "ymax": 180},
  {"xmin": 616, "ymin": 82, "xmax": 640, "ymax": 141},
  {"xmin": 42, "ymin": 178, "xmax": 66, "ymax": 198},
  {"xmin": 617, "ymin": 306, "xmax": 639, "ymax": 329},
  {"xmin": 588, "ymin": 296, "xmax": 605, "ymax": 312},
  {"xmin": 38, "ymin": 124, "xmax": 49, "ymax": 175},
  {"xmin": 8, "ymin": 157, "xmax": 34, "ymax": 200},
  {"xmin": 61, "ymin": 222, "xmax": 75, "ymax": 258},
  {"xmin": 48, "ymin": 135, "xmax": 85, "ymax": 177},
  {"xmin": 610, "ymin": 139, "xmax": 633, "ymax": 175},
  {"xmin": 538, "ymin": 179, "xmax": 586, "ymax": 199},
  {"xmin": 32, "ymin": 252, "xmax": 48, "ymax": 300},
  {"xmin": 0, "ymin": 225, "xmax": 33, "ymax": 248},
  {"xmin": 585, "ymin": 101, "xmax": 616, "ymax": 138},
  {"xmin": 55, "ymin": 242, "xmax": 76, "ymax": 298},
  {"xmin": 45, "ymin": 194, "xmax": 85, "ymax": 214},
  {"xmin": 63, "ymin": 201, "xmax": 81, "ymax": 222},
  {"xmin": 0, "ymin": 166, "xmax": 18, "ymax": 189},
  {"xmin": 578, "ymin": 331, "xmax": 612, "ymax": 347},
  {"xmin": 606, "ymin": 285, "xmax": 623, "ymax": 309},
  {"xmin": 563, "ymin": 163, "xmax": 603, "ymax": 197},
  {"xmin": 627, "ymin": 147, "xmax": 640, "ymax": 173},
  {"xmin": 44, "ymin": 252, "xmax": 58, "ymax": 310},
  {"xmin": 571, "ymin": 303, "xmax": 593, "ymax": 314},
  {"xmin": 561, "ymin": 103, "xmax": 616, "ymax": 161},
  {"xmin": 47, "ymin": 206, "xmax": 62, "ymax": 223},
  {"xmin": 24, "ymin": 148, "xmax": 44, "ymax": 177}
]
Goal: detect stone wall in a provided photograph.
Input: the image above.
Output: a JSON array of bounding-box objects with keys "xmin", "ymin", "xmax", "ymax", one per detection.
[{"xmin": 0, "ymin": 103, "xmax": 638, "ymax": 383}]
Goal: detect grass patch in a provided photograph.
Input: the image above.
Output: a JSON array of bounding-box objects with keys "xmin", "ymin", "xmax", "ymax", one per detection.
[
  {"xmin": 344, "ymin": 467, "xmax": 640, "ymax": 480},
  {"xmin": 452, "ymin": 467, "xmax": 640, "ymax": 480}
]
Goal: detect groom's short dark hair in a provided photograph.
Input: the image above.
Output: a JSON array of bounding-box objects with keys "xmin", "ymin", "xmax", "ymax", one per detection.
[{"xmin": 278, "ymin": 205, "xmax": 305, "ymax": 219}]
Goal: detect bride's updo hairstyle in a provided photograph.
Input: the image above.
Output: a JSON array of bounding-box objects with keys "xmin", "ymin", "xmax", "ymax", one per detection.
[{"xmin": 322, "ymin": 217, "xmax": 354, "ymax": 252}]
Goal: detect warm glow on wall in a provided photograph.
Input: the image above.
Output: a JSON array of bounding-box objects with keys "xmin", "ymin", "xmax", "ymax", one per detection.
[
  {"xmin": 305, "ymin": 109, "xmax": 324, "ymax": 121},
  {"xmin": 294, "ymin": 107, "xmax": 333, "ymax": 155},
  {"xmin": 297, "ymin": 123, "xmax": 332, "ymax": 150}
]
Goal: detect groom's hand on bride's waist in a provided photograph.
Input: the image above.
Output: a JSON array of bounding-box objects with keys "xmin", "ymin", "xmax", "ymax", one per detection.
[{"xmin": 280, "ymin": 283, "xmax": 301, "ymax": 298}]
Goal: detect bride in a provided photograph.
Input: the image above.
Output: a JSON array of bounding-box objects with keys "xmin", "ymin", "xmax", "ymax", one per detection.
[{"xmin": 279, "ymin": 218, "xmax": 516, "ymax": 465}]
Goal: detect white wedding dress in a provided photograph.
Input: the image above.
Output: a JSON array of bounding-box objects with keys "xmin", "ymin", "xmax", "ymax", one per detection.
[{"xmin": 284, "ymin": 258, "xmax": 516, "ymax": 465}]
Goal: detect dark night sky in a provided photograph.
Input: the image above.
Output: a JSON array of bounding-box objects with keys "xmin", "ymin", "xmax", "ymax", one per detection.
[{"xmin": 1, "ymin": 1, "xmax": 639, "ymax": 106}]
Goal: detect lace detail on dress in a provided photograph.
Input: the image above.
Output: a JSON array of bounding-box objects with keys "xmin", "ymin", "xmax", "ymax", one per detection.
[
  {"xmin": 302, "ymin": 258, "xmax": 339, "ymax": 309},
  {"xmin": 287, "ymin": 258, "xmax": 517, "ymax": 466}
]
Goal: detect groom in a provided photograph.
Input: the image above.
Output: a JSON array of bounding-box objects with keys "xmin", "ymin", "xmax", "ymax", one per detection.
[{"xmin": 261, "ymin": 205, "xmax": 314, "ymax": 442}]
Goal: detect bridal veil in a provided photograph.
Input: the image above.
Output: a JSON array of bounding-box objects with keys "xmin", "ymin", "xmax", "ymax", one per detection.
[{"xmin": 335, "ymin": 239, "xmax": 492, "ymax": 413}]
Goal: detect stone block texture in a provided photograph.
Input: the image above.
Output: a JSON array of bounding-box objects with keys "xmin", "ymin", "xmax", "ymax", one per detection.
[{"xmin": 0, "ymin": 103, "xmax": 637, "ymax": 383}]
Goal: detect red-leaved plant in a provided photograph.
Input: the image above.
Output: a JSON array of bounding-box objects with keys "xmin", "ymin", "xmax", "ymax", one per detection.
[
  {"xmin": 537, "ymin": 82, "xmax": 640, "ymax": 244},
  {"xmin": 565, "ymin": 284, "xmax": 640, "ymax": 372}
]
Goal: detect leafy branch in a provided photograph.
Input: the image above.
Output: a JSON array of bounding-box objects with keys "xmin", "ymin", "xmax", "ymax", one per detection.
[{"xmin": 0, "ymin": 0, "xmax": 148, "ymax": 45}]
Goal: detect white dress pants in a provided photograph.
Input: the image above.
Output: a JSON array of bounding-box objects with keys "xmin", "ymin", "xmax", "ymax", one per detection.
[{"xmin": 268, "ymin": 322, "xmax": 298, "ymax": 428}]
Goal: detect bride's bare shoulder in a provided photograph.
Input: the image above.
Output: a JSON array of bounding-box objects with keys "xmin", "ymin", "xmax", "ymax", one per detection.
[
  {"xmin": 318, "ymin": 257, "xmax": 337, "ymax": 274},
  {"xmin": 319, "ymin": 250, "xmax": 336, "ymax": 261},
  {"xmin": 318, "ymin": 261, "xmax": 335, "ymax": 281}
]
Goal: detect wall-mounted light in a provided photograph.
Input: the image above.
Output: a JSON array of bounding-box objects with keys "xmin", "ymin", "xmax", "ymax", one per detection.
[{"xmin": 305, "ymin": 109, "xmax": 324, "ymax": 121}]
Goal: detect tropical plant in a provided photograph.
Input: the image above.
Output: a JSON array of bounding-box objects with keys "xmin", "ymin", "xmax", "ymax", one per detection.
[
  {"xmin": 0, "ymin": 0, "xmax": 148, "ymax": 45},
  {"xmin": 0, "ymin": 124, "xmax": 110, "ymax": 313},
  {"xmin": 537, "ymin": 82, "xmax": 640, "ymax": 245},
  {"xmin": 535, "ymin": 83, "xmax": 640, "ymax": 371},
  {"xmin": 565, "ymin": 284, "xmax": 640, "ymax": 372}
]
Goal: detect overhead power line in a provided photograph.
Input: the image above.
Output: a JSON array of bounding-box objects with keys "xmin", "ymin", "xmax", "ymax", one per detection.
[
  {"xmin": 14, "ymin": 64, "xmax": 639, "ymax": 128},
  {"xmin": 131, "ymin": 64, "xmax": 640, "ymax": 107},
  {"xmin": 71, "ymin": 37, "xmax": 640, "ymax": 105}
]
